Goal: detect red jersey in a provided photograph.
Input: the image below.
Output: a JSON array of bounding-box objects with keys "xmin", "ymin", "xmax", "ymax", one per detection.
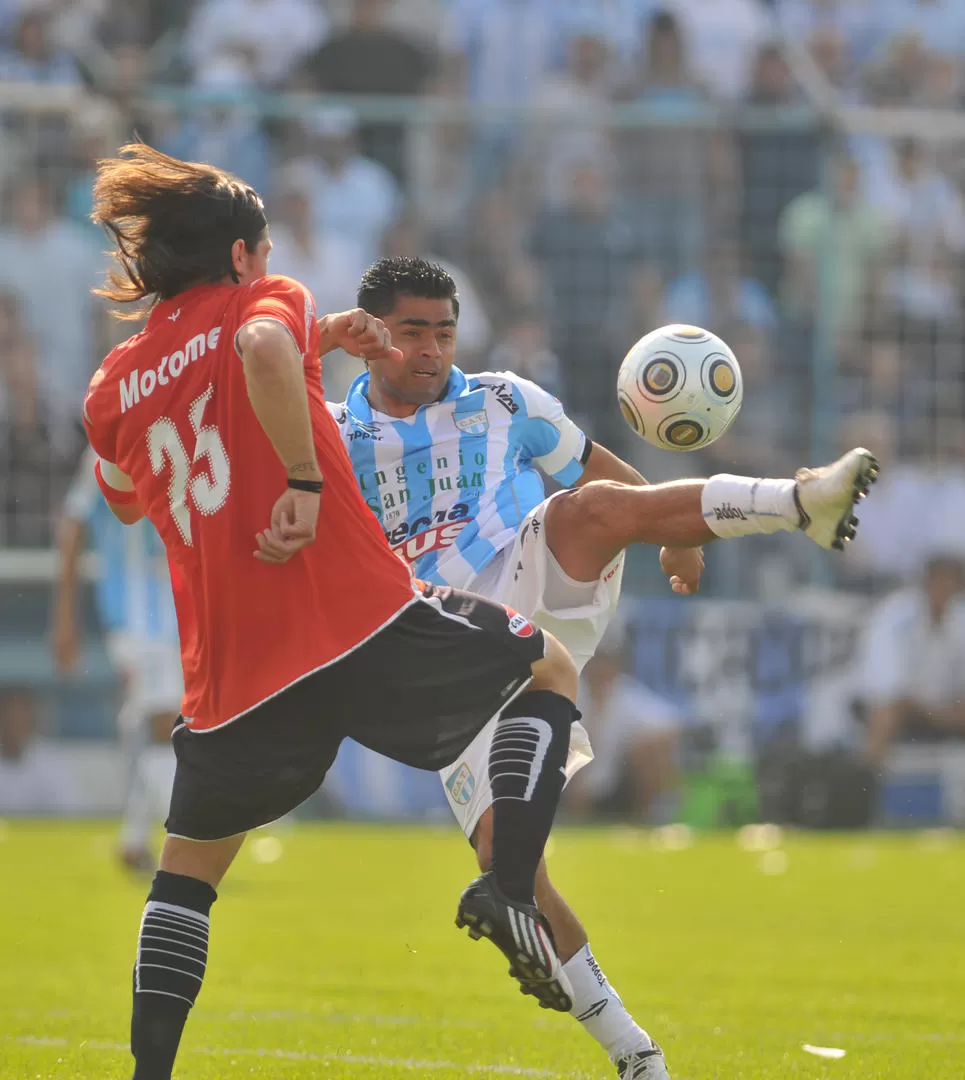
[{"xmin": 83, "ymin": 275, "xmax": 416, "ymax": 730}]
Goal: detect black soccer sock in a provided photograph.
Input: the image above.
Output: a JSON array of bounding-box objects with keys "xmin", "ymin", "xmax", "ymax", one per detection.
[
  {"xmin": 488, "ymin": 689, "xmax": 577, "ymax": 905},
  {"xmin": 131, "ymin": 870, "xmax": 217, "ymax": 1080}
]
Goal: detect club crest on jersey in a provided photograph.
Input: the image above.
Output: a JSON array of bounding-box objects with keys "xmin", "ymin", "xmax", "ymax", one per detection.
[
  {"xmin": 505, "ymin": 609, "xmax": 536, "ymax": 638},
  {"xmin": 453, "ymin": 409, "xmax": 489, "ymax": 436},
  {"xmin": 445, "ymin": 763, "xmax": 475, "ymax": 806}
]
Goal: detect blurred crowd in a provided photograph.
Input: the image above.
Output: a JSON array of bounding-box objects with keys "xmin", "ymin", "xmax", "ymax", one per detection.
[{"xmin": 0, "ymin": 0, "xmax": 963, "ymax": 602}]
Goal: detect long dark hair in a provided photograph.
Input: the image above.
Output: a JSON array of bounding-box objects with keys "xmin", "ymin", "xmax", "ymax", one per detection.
[{"xmin": 92, "ymin": 142, "xmax": 267, "ymax": 318}]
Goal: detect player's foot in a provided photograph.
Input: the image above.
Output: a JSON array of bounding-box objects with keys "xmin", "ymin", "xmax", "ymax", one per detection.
[
  {"xmin": 455, "ymin": 871, "xmax": 573, "ymax": 1012},
  {"xmin": 119, "ymin": 846, "xmax": 156, "ymax": 874},
  {"xmin": 614, "ymin": 1042, "xmax": 672, "ymax": 1079},
  {"xmin": 794, "ymin": 447, "xmax": 879, "ymax": 551}
]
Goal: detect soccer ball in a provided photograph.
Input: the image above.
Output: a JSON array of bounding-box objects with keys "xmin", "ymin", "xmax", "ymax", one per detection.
[{"xmin": 616, "ymin": 324, "xmax": 743, "ymax": 451}]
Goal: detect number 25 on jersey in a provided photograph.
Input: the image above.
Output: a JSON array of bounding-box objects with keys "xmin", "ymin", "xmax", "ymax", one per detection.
[{"xmin": 147, "ymin": 384, "xmax": 230, "ymax": 545}]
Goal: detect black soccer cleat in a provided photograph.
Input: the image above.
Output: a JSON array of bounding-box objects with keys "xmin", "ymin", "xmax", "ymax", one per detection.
[{"xmin": 455, "ymin": 871, "xmax": 574, "ymax": 1012}]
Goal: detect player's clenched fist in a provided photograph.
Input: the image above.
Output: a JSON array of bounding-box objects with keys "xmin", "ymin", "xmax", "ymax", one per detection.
[{"xmin": 318, "ymin": 308, "xmax": 403, "ymax": 363}]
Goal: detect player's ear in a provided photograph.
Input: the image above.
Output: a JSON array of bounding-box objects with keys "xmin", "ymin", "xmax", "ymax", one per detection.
[{"xmin": 230, "ymin": 238, "xmax": 247, "ymax": 278}]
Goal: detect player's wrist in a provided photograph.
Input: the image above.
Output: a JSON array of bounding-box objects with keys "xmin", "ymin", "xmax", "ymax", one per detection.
[{"xmin": 286, "ymin": 460, "xmax": 323, "ymax": 483}]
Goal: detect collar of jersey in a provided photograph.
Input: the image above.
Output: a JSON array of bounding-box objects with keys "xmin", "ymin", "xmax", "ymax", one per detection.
[{"xmin": 345, "ymin": 366, "xmax": 470, "ymax": 425}]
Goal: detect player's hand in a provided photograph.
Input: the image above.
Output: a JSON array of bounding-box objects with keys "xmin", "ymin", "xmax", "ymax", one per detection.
[
  {"xmin": 318, "ymin": 309, "xmax": 403, "ymax": 363},
  {"xmin": 51, "ymin": 615, "xmax": 79, "ymax": 673},
  {"xmin": 660, "ymin": 545, "xmax": 704, "ymax": 595},
  {"xmin": 254, "ymin": 487, "xmax": 321, "ymax": 564}
]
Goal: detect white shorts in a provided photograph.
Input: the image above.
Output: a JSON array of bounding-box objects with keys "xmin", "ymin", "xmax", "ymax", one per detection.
[
  {"xmin": 438, "ymin": 491, "xmax": 624, "ymax": 838},
  {"xmin": 106, "ymin": 632, "xmax": 183, "ymax": 726}
]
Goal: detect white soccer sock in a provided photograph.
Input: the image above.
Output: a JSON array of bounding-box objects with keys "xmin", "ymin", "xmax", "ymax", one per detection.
[
  {"xmin": 120, "ymin": 744, "xmax": 176, "ymax": 851},
  {"xmin": 562, "ymin": 944, "xmax": 652, "ymax": 1060},
  {"xmin": 701, "ymin": 475, "xmax": 799, "ymax": 540}
]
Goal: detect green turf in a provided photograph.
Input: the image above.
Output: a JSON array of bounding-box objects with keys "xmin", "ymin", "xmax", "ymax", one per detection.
[{"xmin": 0, "ymin": 821, "xmax": 962, "ymax": 1079}]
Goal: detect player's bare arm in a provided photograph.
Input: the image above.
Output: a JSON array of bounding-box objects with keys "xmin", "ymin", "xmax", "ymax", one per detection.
[
  {"xmin": 238, "ymin": 318, "xmax": 323, "ymax": 564},
  {"xmin": 574, "ymin": 441, "xmax": 648, "ymax": 488}
]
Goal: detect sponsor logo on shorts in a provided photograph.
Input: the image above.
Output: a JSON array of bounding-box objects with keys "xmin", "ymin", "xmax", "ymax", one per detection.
[
  {"xmin": 445, "ymin": 763, "xmax": 475, "ymax": 806},
  {"xmin": 506, "ymin": 609, "xmax": 536, "ymax": 638},
  {"xmin": 453, "ymin": 409, "xmax": 489, "ymax": 436}
]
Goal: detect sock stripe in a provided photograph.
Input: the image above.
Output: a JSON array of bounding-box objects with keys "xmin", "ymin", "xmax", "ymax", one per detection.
[
  {"xmin": 145, "ymin": 900, "xmax": 210, "ymax": 926},
  {"xmin": 138, "ymin": 962, "xmax": 204, "ymax": 983}
]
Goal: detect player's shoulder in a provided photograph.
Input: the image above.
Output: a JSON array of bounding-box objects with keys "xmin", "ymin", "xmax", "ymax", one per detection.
[
  {"xmin": 83, "ymin": 330, "xmax": 147, "ymax": 427},
  {"xmin": 242, "ymin": 273, "xmax": 315, "ymax": 308},
  {"xmin": 869, "ymin": 588, "xmax": 923, "ymax": 630},
  {"xmin": 469, "ymin": 370, "xmax": 564, "ymax": 419}
]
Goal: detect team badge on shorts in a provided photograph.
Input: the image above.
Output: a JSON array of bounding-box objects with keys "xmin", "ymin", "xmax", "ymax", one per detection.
[
  {"xmin": 445, "ymin": 763, "xmax": 475, "ymax": 805},
  {"xmin": 505, "ymin": 607, "xmax": 536, "ymax": 638}
]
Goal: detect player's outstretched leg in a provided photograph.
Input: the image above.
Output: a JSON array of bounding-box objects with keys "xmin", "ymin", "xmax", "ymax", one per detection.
[
  {"xmin": 129, "ymin": 834, "xmax": 244, "ymax": 1080},
  {"xmin": 456, "ymin": 632, "xmax": 579, "ymax": 1012},
  {"xmin": 543, "ymin": 448, "xmax": 880, "ymax": 583},
  {"xmin": 471, "ymin": 815, "xmax": 672, "ymax": 1079}
]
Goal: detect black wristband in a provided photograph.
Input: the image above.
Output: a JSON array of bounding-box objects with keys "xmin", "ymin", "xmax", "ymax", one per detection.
[{"xmin": 287, "ymin": 477, "xmax": 323, "ymax": 494}]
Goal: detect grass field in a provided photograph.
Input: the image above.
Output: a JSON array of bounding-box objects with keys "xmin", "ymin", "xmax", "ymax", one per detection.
[{"xmin": 0, "ymin": 822, "xmax": 962, "ymax": 1080}]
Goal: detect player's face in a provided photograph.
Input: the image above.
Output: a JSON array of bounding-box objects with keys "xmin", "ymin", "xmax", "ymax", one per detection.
[{"xmin": 369, "ymin": 295, "xmax": 457, "ymax": 410}]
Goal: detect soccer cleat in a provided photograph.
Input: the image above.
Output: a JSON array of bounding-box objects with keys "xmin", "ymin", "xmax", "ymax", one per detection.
[
  {"xmin": 793, "ymin": 447, "xmax": 879, "ymax": 551},
  {"xmin": 614, "ymin": 1042, "xmax": 672, "ymax": 1079},
  {"xmin": 455, "ymin": 871, "xmax": 574, "ymax": 1012}
]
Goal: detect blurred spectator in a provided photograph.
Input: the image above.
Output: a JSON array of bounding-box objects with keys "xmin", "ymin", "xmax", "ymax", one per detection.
[
  {"xmin": 406, "ymin": 112, "xmax": 475, "ymax": 246},
  {"xmin": 184, "ymin": 0, "xmax": 328, "ymax": 87},
  {"xmin": 775, "ymin": 0, "xmax": 881, "ymax": 70},
  {"xmin": 157, "ymin": 53, "xmax": 270, "ymax": 194},
  {"xmin": 529, "ymin": 28, "xmax": 612, "ymax": 209},
  {"xmin": 739, "ymin": 42, "xmax": 820, "ymax": 294},
  {"xmin": 865, "ymin": 138, "xmax": 965, "ymax": 325},
  {"xmin": 618, "ymin": 10, "xmax": 733, "ymax": 278},
  {"xmin": 855, "ymin": 554, "xmax": 965, "ymax": 770},
  {"xmin": 778, "ymin": 151, "xmax": 893, "ymax": 340},
  {"xmin": 0, "ymin": 6, "xmax": 81, "ymax": 84},
  {"xmin": 568, "ymin": 618, "xmax": 683, "ymax": 824},
  {"xmin": 288, "ymin": 106, "xmax": 402, "ymax": 268},
  {"xmin": 915, "ymin": 51, "xmax": 964, "ymax": 108},
  {"xmin": 839, "ymin": 411, "xmax": 965, "ymax": 587},
  {"xmin": 663, "ymin": 240, "xmax": 778, "ymax": 334},
  {"xmin": 464, "ymin": 190, "xmax": 542, "ymax": 327},
  {"xmin": 877, "ymin": 0, "xmax": 965, "ymax": 59},
  {"xmin": 381, "ymin": 216, "xmax": 492, "ymax": 368},
  {"xmin": 0, "ymin": 690, "xmax": 80, "ymax": 814},
  {"xmin": 663, "ymin": 0, "xmax": 773, "ymax": 101},
  {"xmin": 529, "ymin": 151, "xmax": 634, "ymax": 440},
  {"xmin": 266, "ymin": 164, "xmax": 368, "ymax": 318},
  {"xmin": 295, "ymin": 0, "xmax": 437, "ymax": 184},
  {"xmin": 442, "ymin": 0, "xmax": 564, "ymax": 104},
  {"xmin": 64, "ymin": 104, "xmax": 126, "ymax": 232},
  {"xmin": 0, "ymin": 290, "xmax": 41, "ymax": 439},
  {"xmin": 0, "ymin": 175, "xmax": 101, "ymax": 451},
  {"xmin": 702, "ymin": 320, "xmax": 803, "ymax": 477},
  {"xmin": 0, "ymin": 289, "xmax": 53, "ymax": 545},
  {"xmin": 485, "ymin": 306, "xmax": 563, "ymax": 397},
  {"xmin": 807, "ymin": 26, "xmax": 853, "ymax": 94}
]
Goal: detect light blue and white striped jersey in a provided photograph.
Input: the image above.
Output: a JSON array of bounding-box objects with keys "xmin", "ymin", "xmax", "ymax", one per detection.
[
  {"xmin": 329, "ymin": 367, "xmax": 587, "ymax": 587},
  {"xmin": 63, "ymin": 449, "xmax": 179, "ymax": 643}
]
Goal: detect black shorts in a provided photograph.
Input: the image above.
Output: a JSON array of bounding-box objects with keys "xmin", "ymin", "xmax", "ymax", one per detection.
[{"xmin": 166, "ymin": 585, "xmax": 544, "ymax": 841}]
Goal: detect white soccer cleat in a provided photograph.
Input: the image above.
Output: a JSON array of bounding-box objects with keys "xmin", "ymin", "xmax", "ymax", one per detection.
[
  {"xmin": 614, "ymin": 1042, "xmax": 673, "ymax": 1079},
  {"xmin": 793, "ymin": 447, "xmax": 879, "ymax": 551}
]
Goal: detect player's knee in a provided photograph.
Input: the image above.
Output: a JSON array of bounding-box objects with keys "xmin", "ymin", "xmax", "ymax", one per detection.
[
  {"xmin": 471, "ymin": 809, "xmax": 493, "ymax": 872},
  {"xmin": 529, "ymin": 630, "xmax": 578, "ymax": 702},
  {"xmin": 551, "ymin": 481, "xmax": 619, "ymax": 542}
]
